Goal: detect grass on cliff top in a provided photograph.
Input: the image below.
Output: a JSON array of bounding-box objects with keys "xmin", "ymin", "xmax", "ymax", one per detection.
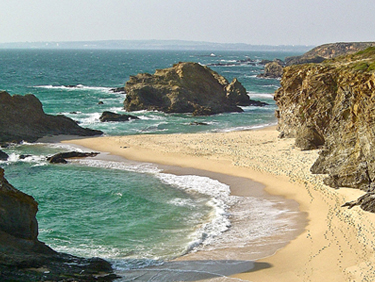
[{"xmin": 324, "ymin": 47, "xmax": 375, "ymax": 73}]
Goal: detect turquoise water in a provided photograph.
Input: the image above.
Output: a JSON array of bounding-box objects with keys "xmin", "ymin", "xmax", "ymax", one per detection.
[{"xmin": 0, "ymin": 49, "xmax": 304, "ymax": 279}]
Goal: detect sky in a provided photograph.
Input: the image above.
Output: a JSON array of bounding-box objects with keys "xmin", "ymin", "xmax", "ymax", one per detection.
[{"xmin": 0, "ymin": 0, "xmax": 374, "ymax": 46}]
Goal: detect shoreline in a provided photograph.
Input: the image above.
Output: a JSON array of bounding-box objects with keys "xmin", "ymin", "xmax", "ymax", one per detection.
[{"xmin": 63, "ymin": 126, "xmax": 375, "ymax": 281}]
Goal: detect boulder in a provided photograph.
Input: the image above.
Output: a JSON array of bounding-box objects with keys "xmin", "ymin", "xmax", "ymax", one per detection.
[
  {"xmin": 0, "ymin": 91, "xmax": 103, "ymax": 144},
  {"xmin": 100, "ymin": 111, "xmax": 139, "ymax": 122},
  {"xmin": 0, "ymin": 167, "xmax": 117, "ymax": 281},
  {"xmin": 47, "ymin": 151, "xmax": 99, "ymax": 164},
  {"xmin": 257, "ymin": 60, "xmax": 284, "ymax": 79},
  {"xmin": 124, "ymin": 62, "xmax": 265, "ymax": 116},
  {"xmin": 295, "ymin": 124, "xmax": 325, "ymax": 150}
]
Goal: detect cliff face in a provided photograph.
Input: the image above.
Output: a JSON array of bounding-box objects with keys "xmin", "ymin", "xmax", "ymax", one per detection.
[
  {"xmin": 124, "ymin": 62, "xmax": 266, "ymax": 116},
  {"xmin": 275, "ymin": 48, "xmax": 375, "ymax": 194},
  {"xmin": 0, "ymin": 91, "xmax": 102, "ymax": 144}
]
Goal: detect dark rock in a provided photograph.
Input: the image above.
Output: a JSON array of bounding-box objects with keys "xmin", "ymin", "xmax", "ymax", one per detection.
[
  {"xmin": 0, "ymin": 150, "xmax": 8, "ymax": 161},
  {"xmin": 110, "ymin": 87, "xmax": 126, "ymax": 93},
  {"xmin": 19, "ymin": 154, "xmax": 32, "ymax": 160},
  {"xmin": 99, "ymin": 111, "xmax": 139, "ymax": 122},
  {"xmin": 0, "ymin": 91, "xmax": 103, "ymax": 143},
  {"xmin": 47, "ymin": 151, "xmax": 99, "ymax": 164},
  {"xmin": 190, "ymin": 122, "xmax": 208, "ymax": 126},
  {"xmin": 342, "ymin": 192, "xmax": 375, "ymax": 212},
  {"xmin": 0, "ymin": 167, "xmax": 118, "ymax": 281},
  {"xmin": 124, "ymin": 62, "xmax": 266, "ymax": 116},
  {"xmin": 98, "ymin": 101, "xmax": 104, "ymax": 105}
]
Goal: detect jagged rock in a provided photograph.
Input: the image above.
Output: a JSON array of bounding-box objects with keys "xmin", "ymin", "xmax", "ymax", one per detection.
[
  {"xmin": 124, "ymin": 62, "xmax": 265, "ymax": 116},
  {"xmin": 0, "ymin": 91, "xmax": 103, "ymax": 144},
  {"xmin": 47, "ymin": 151, "xmax": 99, "ymax": 164},
  {"xmin": 0, "ymin": 150, "xmax": 8, "ymax": 161},
  {"xmin": 257, "ymin": 60, "xmax": 285, "ymax": 79},
  {"xmin": 275, "ymin": 47, "xmax": 375, "ymax": 194},
  {"xmin": 100, "ymin": 111, "xmax": 139, "ymax": 122},
  {"xmin": 0, "ymin": 167, "xmax": 117, "ymax": 281},
  {"xmin": 342, "ymin": 192, "xmax": 375, "ymax": 212},
  {"xmin": 225, "ymin": 78, "xmax": 267, "ymax": 106}
]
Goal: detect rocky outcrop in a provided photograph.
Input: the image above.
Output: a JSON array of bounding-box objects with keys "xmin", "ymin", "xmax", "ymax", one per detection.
[
  {"xmin": 275, "ymin": 47, "xmax": 375, "ymax": 211},
  {"xmin": 257, "ymin": 60, "xmax": 285, "ymax": 79},
  {"xmin": 0, "ymin": 91, "xmax": 102, "ymax": 144},
  {"xmin": 0, "ymin": 167, "xmax": 117, "ymax": 281},
  {"xmin": 285, "ymin": 42, "xmax": 375, "ymax": 66},
  {"xmin": 124, "ymin": 62, "xmax": 266, "ymax": 116},
  {"xmin": 47, "ymin": 151, "xmax": 99, "ymax": 164},
  {"xmin": 100, "ymin": 111, "xmax": 139, "ymax": 122},
  {"xmin": 0, "ymin": 150, "xmax": 8, "ymax": 161}
]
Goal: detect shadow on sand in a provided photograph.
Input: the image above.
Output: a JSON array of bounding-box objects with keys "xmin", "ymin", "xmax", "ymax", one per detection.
[{"xmin": 114, "ymin": 259, "xmax": 271, "ymax": 281}]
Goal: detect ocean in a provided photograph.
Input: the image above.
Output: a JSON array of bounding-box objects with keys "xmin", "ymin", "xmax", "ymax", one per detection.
[{"xmin": 0, "ymin": 49, "xmax": 304, "ymax": 281}]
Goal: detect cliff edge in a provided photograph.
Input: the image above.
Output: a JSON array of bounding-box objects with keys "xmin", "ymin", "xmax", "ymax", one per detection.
[{"xmin": 275, "ymin": 47, "xmax": 375, "ymax": 212}]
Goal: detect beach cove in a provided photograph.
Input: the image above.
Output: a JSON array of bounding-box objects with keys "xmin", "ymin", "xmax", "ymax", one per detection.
[{"xmin": 65, "ymin": 126, "xmax": 375, "ymax": 281}]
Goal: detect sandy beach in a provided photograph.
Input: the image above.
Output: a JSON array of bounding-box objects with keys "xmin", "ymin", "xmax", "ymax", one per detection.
[{"xmin": 65, "ymin": 126, "xmax": 375, "ymax": 282}]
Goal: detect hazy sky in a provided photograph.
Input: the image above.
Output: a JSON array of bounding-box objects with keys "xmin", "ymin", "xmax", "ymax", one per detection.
[{"xmin": 1, "ymin": 0, "xmax": 374, "ymax": 46}]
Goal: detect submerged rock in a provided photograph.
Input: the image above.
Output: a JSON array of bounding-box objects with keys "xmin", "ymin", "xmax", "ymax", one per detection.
[
  {"xmin": 0, "ymin": 167, "xmax": 117, "ymax": 281},
  {"xmin": 0, "ymin": 91, "xmax": 103, "ymax": 144},
  {"xmin": 124, "ymin": 62, "xmax": 266, "ymax": 116},
  {"xmin": 275, "ymin": 46, "xmax": 375, "ymax": 212},
  {"xmin": 100, "ymin": 111, "xmax": 139, "ymax": 122}
]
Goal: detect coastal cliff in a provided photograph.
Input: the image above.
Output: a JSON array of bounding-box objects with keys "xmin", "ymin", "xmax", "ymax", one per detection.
[
  {"xmin": 0, "ymin": 91, "xmax": 102, "ymax": 144},
  {"xmin": 285, "ymin": 42, "xmax": 375, "ymax": 65},
  {"xmin": 0, "ymin": 167, "xmax": 117, "ymax": 281},
  {"xmin": 275, "ymin": 47, "xmax": 375, "ymax": 211},
  {"xmin": 124, "ymin": 62, "xmax": 266, "ymax": 116}
]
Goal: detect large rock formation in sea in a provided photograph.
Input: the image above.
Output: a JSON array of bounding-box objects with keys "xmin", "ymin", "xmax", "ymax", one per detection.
[
  {"xmin": 275, "ymin": 47, "xmax": 375, "ymax": 212},
  {"xmin": 0, "ymin": 91, "xmax": 102, "ymax": 144},
  {"xmin": 124, "ymin": 62, "xmax": 266, "ymax": 116},
  {"xmin": 0, "ymin": 167, "xmax": 117, "ymax": 281}
]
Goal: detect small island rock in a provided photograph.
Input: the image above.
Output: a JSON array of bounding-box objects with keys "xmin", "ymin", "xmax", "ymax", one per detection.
[
  {"xmin": 99, "ymin": 111, "xmax": 139, "ymax": 122},
  {"xmin": 124, "ymin": 62, "xmax": 265, "ymax": 116}
]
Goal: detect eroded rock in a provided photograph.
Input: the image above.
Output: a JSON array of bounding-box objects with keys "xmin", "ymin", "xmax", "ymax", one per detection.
[
  {"xmin": 275, "ymin": 47, "xmax": 375, "ymax": 207},
  {"xmin": 124, "ymin": 62, "xmax": 266, "ymax": 116}
]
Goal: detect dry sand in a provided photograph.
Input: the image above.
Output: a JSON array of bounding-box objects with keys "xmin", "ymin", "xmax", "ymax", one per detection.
[{"xmin": 65, "ymin": 126, "xmax": 375, "ymax": 282}]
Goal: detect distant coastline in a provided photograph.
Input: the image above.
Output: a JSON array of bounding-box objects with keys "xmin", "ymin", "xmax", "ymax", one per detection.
[{"xmin": 0, "ymin": 39, "xmax": 314, "ymax": 52}]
